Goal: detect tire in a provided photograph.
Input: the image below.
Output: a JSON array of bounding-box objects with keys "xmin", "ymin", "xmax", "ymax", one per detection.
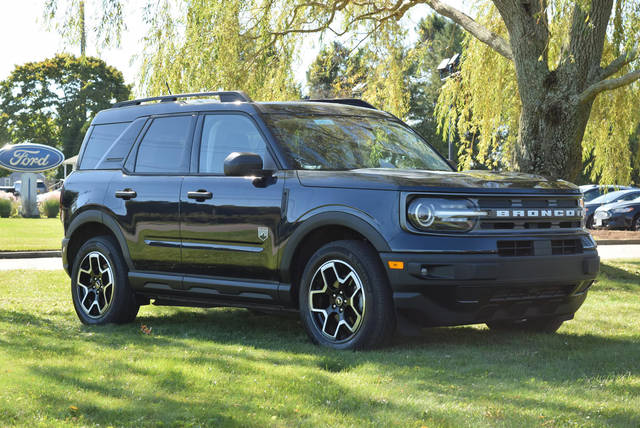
[
  {"xmin": 586, "ymin": 215, "xmax": 594, "ymax": 229},
  {"xmin": 298, "ymin": 240, "xmax": 396, "ymax": 350},
  {"xmin": 486, "ymin": 317, "xmax": 565, "ymax": 333},
  {"xmin": 71, "ymin": 235, "xmax": 139, "ymax": 325},
  {"xmin": 632, "ymin": 215, "xmax": 640, "ymax": 231}
]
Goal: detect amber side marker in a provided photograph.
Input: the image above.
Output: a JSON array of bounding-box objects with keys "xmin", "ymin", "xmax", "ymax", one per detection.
[{"xmin": 387, "ymin": 261, "xmax": 404, "ymax": 270}]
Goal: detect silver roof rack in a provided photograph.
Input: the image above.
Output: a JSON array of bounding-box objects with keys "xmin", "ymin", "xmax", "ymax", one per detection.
[{"xmin": 113, "ymin": 91, "xmax": 252, "ymax": 108}]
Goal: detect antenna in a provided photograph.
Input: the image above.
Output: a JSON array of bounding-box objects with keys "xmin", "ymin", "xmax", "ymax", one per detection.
[{"xmin": 165, "ymin": 81, "xmax": 172, "ymax": 95}]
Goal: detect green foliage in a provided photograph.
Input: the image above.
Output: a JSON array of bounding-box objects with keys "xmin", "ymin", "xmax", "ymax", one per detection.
[
  {"xmin": 306, "ymin": 16, "xmax": 464, "ymax": 158},
  {"xmin": 436, "ymin": 2, "xmax": 640, "ymax": 182},
  {"xmin": 139, "ymin": 0, "xmax": 299, "ymax": 100},
  {"xmin": 40, "ymin": 198, "xmax": 60, "ymax": 219},
  {"xmin": 436, "ymin": 4, "xmax": 519, "ymax": 171},
  {"xmin": 0, "ymin": 199, "xmax": 11, "ymax": 218},
  {"xmin": 43, "ymin": 0, "xmax": 125, "ymax": 55},
  {"xmin": 0, "ymin": 54, "xmax": 130, "ymax": 157},
  {"xmin": 307, "ymin": 41, "xmax": 368, "ymax": 98},
  {"xmin": 407, "ymin": 15, "xmax": 464, "ymax": 158}
]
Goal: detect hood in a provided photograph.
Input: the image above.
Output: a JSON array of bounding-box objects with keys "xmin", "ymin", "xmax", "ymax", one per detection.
[
  {"xmin": 297, "ymin": 169, "xmax": 579, "ymax": 194},
  {"xmin": 596, "ymin": 199, "xmax": 640, "ymax": 212}
]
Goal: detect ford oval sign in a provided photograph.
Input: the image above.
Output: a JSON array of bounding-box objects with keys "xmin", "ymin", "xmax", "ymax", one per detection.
[{"xmin": 0, "ymin": 143, "xmax": 65, "ymax": 172}]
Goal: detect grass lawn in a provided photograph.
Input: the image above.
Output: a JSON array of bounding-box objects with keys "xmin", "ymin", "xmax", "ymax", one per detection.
[
  {"xmin": 0, "ymin": 261, "xmax": 638, "ymax": 427},
  {"xmin": 0, "ymin": 218, "xmax": 63, "ymax": 251}
]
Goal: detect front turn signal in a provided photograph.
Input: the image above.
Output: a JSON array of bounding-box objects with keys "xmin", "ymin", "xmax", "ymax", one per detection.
[{"xmin": 388, "ymin": 261, "xmax": 404, "ymax": 270}]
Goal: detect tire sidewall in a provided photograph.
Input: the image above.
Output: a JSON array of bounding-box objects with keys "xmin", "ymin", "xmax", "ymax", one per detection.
[
  {"xmin": 71, "ymin": 236, "xmax": 130, "ymax": 325},
  {"xmin": 298, "ymin": 241, "xmax": 391, "ymax": 350}
]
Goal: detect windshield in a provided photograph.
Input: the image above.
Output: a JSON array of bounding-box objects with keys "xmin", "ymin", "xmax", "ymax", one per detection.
[
  {"xmin": 264, "ymin": 114, "xmax": 451, "ymax": 171},
  {"xmin": 590, "ymin": 190, "xmax": 630, "ymax": 204}
]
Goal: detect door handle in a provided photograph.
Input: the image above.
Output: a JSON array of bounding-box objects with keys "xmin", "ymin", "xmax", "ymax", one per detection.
[
  {"xmin": 187, "ymin": 190, "xmax": 213, "ymax": 201},
  {"xmin": 115, "ymin": 189, "xmax": 137, "ymax": 200}
]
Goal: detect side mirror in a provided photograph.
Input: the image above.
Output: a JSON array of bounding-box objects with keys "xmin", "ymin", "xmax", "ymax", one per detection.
[{"xmin": 224, "ymin": 152, "xmax": 266, "ymax": 177}]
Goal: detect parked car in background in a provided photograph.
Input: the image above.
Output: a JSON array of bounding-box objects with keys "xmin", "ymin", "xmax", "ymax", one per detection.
[
  {"xmin": 13, "ymin": 180, "xmax": 47, "ymax": 196},
  {"xmin": 579, "ymin": 184, "xmax": 632, "ymax": 202},
  {"xmin": 0, "ymin": 185, "xmax": 16, "ymax": 195},
  {"xmin": 584, "ymin": 188, "xmax": 640, "ymax": 228},
  {"xmin": 593, "ymin": 196, "xmax": 640, "ymax": 230}
]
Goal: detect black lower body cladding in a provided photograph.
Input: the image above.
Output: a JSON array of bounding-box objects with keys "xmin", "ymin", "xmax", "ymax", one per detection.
[{"xmin": 379, "ymin": 249, "xmax": 599, "ymax": 328}]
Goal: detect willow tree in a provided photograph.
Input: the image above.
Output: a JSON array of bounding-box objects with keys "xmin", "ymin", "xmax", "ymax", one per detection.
[
  {"xmin": 43, "ymin": 0, "xmax": 125, "ymax": 56},
  {"xmin": 138, "ymin": 0, "xmax": 299, "ymax": 100},
  {"xmin": 251, "ymin": 0, "xmax": 640, "ymax": 181}
]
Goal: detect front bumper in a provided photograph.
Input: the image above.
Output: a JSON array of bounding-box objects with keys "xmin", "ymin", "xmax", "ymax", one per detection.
[
  {"xmin": 380, "ymin": 249, "xmax": 599, "ymax": 327},
  {"xmin": 594, "ymin": 213, "xmax": 633, "ymax": 230}
]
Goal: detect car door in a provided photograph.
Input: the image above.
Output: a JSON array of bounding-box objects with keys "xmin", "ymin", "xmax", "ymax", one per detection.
[
  {"xmin": 179, "ymin": 112, "xmax": 284, "ymax": 284},
  {"xmin": 106, "ymin": 114, "xmax": 195, "ymax": 272}
]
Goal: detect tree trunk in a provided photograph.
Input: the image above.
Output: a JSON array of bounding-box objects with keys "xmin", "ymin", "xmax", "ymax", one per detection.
[
  {"xmin": 514, "ymin": 83, "xmax": 594, "ymax": 181},
  {"xmin": 492, "ymin": 0, "xmax": 613, "ymax": 182},
  {"xmin": 80, "ymin": 0, "xmax": 86, "ymax": 57}
]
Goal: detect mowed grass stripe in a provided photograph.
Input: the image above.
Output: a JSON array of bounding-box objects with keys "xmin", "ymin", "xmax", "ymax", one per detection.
[
  {"xmin": 0, "ymin": 218, "xmax": 63, "ymax": 251},
  {"xmin": 0, "ymin": 261, "xmax": 638, "ymax": 427}
]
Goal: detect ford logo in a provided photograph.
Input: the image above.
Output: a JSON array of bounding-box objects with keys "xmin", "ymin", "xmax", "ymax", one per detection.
[{"xmin": 0, "ymin": 143, "xmax": 65, "ymax": 172}]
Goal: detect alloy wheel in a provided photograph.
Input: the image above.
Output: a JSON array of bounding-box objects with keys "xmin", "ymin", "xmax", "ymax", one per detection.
[
  {"xmin": 308, "ymin": 259, "xmax": 366, "ymax": 342},
  {"xmin": 76, "ymin": 251, "xmax": 115, "ymax": 319}
]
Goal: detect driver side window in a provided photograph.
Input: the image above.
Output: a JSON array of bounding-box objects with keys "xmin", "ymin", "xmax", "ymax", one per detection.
[{"xmin": 199, "ymin": 114, "xmax": 273, "ymax": 174}]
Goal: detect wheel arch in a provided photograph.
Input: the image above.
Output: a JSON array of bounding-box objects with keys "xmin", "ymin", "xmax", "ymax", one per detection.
[
  {"xmin": 280, "ymin": 212, "xmax": 390, "ymax": 306},
  {"xmin": 66, "ymin": 210, "xmax": 134, "ymax": 272}
]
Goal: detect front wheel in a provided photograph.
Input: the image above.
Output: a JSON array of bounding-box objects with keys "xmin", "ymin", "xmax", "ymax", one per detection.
[
  {"xmin": 487, "ymin": 316, "xmax": 565, "ymax": 333},
  {"xmin": 71, "ymin": 235, "xmax": 139, "ymax": 325},
  {"xmin": 298, "ymin": 240, "xmax": 396, "ymax": 350},
  {"xmin": 632, "ymin": 215, "xmax": 640, "ymax": 231}
]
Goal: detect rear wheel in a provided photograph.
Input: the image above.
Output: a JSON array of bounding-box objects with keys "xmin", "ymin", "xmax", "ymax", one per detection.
[
  {"xmin": 71, "ymin": 236, "xmax": 139, "ymax": 325},
  {"xmin": 487, "ymin": 317, "xmax": 565, "ymax": 333},
  {"xmin": 298, "ymin": 240, "xmax": 395, "ymax": 350},
  {"xmin": 632, "ymin": 215, "xmax": 640, "ymax": 231}
]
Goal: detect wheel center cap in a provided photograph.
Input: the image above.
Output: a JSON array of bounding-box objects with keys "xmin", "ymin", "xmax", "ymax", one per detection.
[{"xmin": 335, "ymin": 296, "xmax": 344, "ymax": 306}]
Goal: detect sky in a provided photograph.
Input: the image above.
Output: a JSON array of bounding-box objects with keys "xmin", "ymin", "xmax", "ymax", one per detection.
[{"xmin": 0, "ymin": 1, "xmax": 468, "ymax": 96}]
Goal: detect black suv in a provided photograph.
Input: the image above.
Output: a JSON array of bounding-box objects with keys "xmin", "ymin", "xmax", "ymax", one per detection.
[{"xmin": 61, "ymin": 91, "xmax": 600, "ymax": 349}]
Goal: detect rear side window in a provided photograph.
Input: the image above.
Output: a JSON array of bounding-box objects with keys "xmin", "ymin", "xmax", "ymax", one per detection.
[
  {"xmin": 80, "ymin": 123, "xmax": 129, "ymax": 169},
  {"xmin": 135, "ymin": 116, "xmax": 193, "ymax": 173},
  {"xmin": 94, "ymin": 118, "xmax": 146, "ymax": 169}
]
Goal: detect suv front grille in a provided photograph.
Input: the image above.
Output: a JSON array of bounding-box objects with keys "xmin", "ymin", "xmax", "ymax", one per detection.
[
  {"xmin": 497, "ymin": 239, "xmax": 583, "ymax": 257},
  {"xmin": 456, "ymin": 284, "xmax": 576, "ymax": 303},
  {"xmin": 497, "ymin": 240, "xmax": 534, "ymax": 256},
  {"xmin": 551, "ymin": 239, "xmax": 583, "ymax": 255},
  {"xmin": 476, "ymin": 196, "xmax": 583, "ymax": 232}
]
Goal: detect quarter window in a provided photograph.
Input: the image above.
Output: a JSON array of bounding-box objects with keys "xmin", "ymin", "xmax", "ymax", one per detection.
[
  {"xmin": 199, "ymin": 115, "xmax": 271, "ymax": 174},
  {"xmin": 80, "ymin": 122, "xmax": 129, "ymax": 169},
  {"xmin": 135, "ymin": 116, "xmax": 193, "ymax": 173}
]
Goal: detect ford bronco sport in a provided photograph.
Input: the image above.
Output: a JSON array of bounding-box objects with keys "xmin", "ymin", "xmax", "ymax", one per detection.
[{"xmin": 61, "ymin": 91, "xmax": 599, "ymax": 349}]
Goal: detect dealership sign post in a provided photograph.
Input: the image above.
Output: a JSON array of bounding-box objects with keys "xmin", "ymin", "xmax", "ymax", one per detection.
[{"xmin": 0, "ymin": 143, "xmax": 65, "ymax": 217}]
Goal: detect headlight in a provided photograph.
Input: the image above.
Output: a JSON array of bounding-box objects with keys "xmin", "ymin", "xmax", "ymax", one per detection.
[
  {"xmin": 407, "ymin": 198, "xmax": 486, "ymax": 232},
  {"xmin": 612, "ymin": 207, "xmax": 634, "ymax": 214}
]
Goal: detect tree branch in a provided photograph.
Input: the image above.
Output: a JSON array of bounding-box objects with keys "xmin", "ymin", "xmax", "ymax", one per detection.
[
  {"xmin": 424, "ymin": 0, "xmax": 513, "ymax": 60},
  {"xmin": 579, "ymin": 69, "xmax": 640, "ymax": 104},
  {"xmin": 599, "ymin": 48, "xmax": 638, "ymax": 81}
]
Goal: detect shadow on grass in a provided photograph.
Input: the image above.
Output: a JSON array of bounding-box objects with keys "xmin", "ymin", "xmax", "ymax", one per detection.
[
  {"xmin": 598, "ymin": 261, "xmax": 640, "ymax": 291},
  {"xmin": 2, "ymin": 304, "xmax": 639, "ymax": 426}
]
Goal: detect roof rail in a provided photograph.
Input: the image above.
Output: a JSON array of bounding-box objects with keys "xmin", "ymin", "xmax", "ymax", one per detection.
[
  {"xmin": 306, "ymin": 98, "xmax": 378, "ymax": 110},
  {"xmin": 112, "ymin": 91, "xmax": 253, "ymax": 108}
]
